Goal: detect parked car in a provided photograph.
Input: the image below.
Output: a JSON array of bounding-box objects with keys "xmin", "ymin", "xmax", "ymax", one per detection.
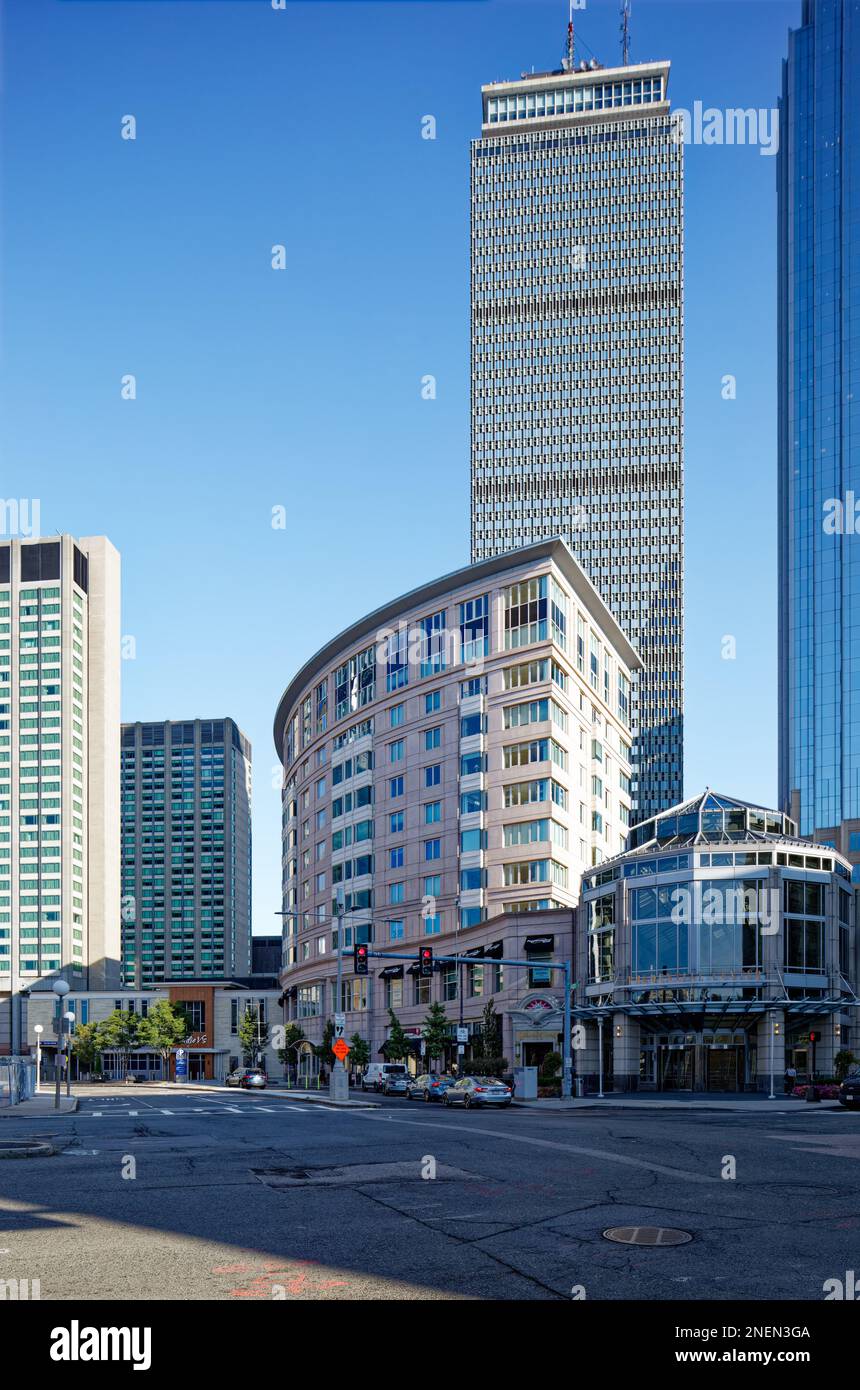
[
  {"xmin": 839, "ymin": 1070, "xmax": 860, "ymax": 1109},
  {"xmin": 361, "ymin": 1063, "xmax": 408, "ymax": 1093},
  {"xmin": 226, "ymin": 1067, "xmax": 267, "ymax": 1089},
  {"xmin": 406, "ymin": 1074, "xmax": 457, "ymax": 1102},
  {"xmin": 443, "ymin": 1076, "xmax": 512, "ymax": 1108}
]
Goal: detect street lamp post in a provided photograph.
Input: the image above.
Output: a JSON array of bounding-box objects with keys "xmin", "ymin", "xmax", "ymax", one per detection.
[
  {"xmin": 768, "ymin": 1011, "xmax": 776, "ymax": 1100},
  {"xmin": 51, "ymin": 978, "xmax": 70, "ymax": 1110},
  {"xmin": 34, "ymin": 1025, "xmax": 43, "ymax": 1093}
]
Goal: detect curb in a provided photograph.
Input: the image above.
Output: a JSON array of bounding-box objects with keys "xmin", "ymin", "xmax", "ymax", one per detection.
[{"xmin": 0, "ymin": 1139, "xmax": 55, "ymax": 1158}]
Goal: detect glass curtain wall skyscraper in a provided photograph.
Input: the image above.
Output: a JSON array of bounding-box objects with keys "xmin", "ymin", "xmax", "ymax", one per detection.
[
  {"xmin": 470, "ymin": 52, "xmax": 684, "ymax": 822},
  {"xmin": 778, "ymin": 0, "xmax": 860, "ymax": 873}
]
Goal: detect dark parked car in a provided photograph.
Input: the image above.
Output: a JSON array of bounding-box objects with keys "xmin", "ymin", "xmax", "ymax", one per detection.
[
  {"xmin": 443, "ymin": 1076, "xmax": 512, "ymax": 1109},
  {"xmin": 406, "ymin": 1074, "xmax": 457, "ymax": 1103},
  {"xmin": 226, "ymin": 1067, "xmax": 267, "ymax": 1090},
  {"xmin": 839, "ymin": 1070, "xmax": 860, "ymax": 1109}
]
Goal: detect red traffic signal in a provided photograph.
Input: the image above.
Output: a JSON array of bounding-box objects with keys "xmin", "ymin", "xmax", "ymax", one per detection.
[
  {"xmin": 808, "ymin": 1030, "xmax": 821, "ymax": 1044},
  {"xmin": 354, "ymin": 944, "xmax": 369, "ymax": 976},
  {"xmin": 419, "ymin": 946, "xmax": 434, "ymax": 978}
]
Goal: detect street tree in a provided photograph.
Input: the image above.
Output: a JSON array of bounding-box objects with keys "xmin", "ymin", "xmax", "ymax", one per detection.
[
  {"xmin": 422, "ymin": 1001, "xmax": 449, "ymax": 1069},
  {"xmin": 385, "ymin": 1009, "xmax": 410, "ymax": 1062},
  {"xmin": 98, "ymin": 1010, "xmax": 141, "ymax": 1078},
  {"xmin": 71, "ymin": 1022, "xmax": 105, "ymax": 1078},
  {"xmin": 238, "ymin": 1005, "xmax": 269, "ymax": 1067},
  {"xmin": 136, "ymin": 1001, "xmax": 189, "ymax": 1081}
]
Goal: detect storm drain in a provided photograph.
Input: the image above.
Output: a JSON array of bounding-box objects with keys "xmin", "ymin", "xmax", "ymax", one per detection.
[
  {"xmin": 252, "ymin": 1160, "xmax": 479, "ymax": 1188},
  {"xmin": 603, "ymin": 1225, "xmax": 692, "ymax": 1247}
]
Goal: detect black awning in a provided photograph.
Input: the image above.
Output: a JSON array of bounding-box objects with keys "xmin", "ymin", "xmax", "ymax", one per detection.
[
  {"xmin": 483, "ymin": 940, "xmax": 504, "ymax": 959},
  {"xmin": 524, "ymin": 935, "xmax": 555, "ymax": 952},
  {"xmin": 406, "ymin": 963, "xmax": 421, "ymax": 975},
  {"xmin": 465, "ymin": 945, "xmax": 485, "ymax": 958},
  {"xmin": 379, "ymin": 965, "xmax": 403, "ymax": 980}
]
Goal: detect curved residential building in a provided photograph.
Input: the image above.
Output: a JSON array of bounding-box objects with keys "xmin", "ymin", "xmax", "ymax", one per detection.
[
  {"xmin": 274, "ymin": 539, "xmax": 641, "ymax": 1067},
  {"xmin": 575, "ymin": 790, "xmax": 858, "ymax": 1093}
]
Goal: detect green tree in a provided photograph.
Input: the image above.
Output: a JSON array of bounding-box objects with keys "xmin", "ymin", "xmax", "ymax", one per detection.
[
  {"xmin": 71, "ymin": 1022, "xmax": 105, "ymax": 1078},
  {"xmin": 136, "ymin": 1001, "xmax": 189, "ymax": 1081},
  {"xmin": 385, "ymin": 1008, "xmax": 410, "ymax": 1062},
  {"xmin": 834, "ymin": 1050, "xmax": 857, "ymax": 1082},
  {"xmin": 314, "ymin": 1019, "xmax": 335, "ymax": 1067},
  {"xmin": 277, "ymin": 1023, "xmax": 306, "ymax": 1070},
  {"xmin": 238, "ymin": 1005, "xmax": 269, "ymax": 1066},
  {"xmin": 422, "ymin": 1001, "xmax": 449, "ymax": 1068},
  {"xmin": 349, "ymin": 1033, "xmax": 370, "ymax": 1072},
  {"xmin": 480, "ymin": 998, "xmax": 501, "ymax": 1059},
  {"xmin": 98, "ymin": 1010, "xmax": 141, "ymax": 1077}
]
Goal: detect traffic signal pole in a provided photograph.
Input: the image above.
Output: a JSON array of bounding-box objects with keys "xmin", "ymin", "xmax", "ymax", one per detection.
[{"xmin": 363, "ymin": 949, "xmax": 573, "ymax": 1099}]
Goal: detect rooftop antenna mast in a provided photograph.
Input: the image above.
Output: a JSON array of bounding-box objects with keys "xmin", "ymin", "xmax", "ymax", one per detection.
[
  {"xmin": 563, "ymin": 0, "xmax": 574, "ymax": 72},
  {"xmin": 621, "ymin": 0, "xmax": 631, "ymax": 66}
]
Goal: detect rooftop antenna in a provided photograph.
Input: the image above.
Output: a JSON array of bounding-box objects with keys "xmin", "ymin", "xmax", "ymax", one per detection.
[
  {"xmin": 562, "ymin": 0, "xmax": 574, "ymax": 72},
  {"xmin": 621, "ymin": 0, "xmax": 631, "ymax": 66}
]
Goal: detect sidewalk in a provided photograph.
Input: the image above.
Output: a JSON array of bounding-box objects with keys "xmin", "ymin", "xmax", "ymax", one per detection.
[
  {"xmin": 0, "ymin": 1094, "xmax": 78, "ymax": 1118},
  {"xmin": 514, "ymin": 1094, "xmax": 844, "ymax": 1113}
]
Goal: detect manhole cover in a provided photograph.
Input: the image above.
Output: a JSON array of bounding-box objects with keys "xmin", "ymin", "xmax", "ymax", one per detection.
[{"xmin": 603, "ymin": 1225, "xmax": 692, "ymax": 1247}]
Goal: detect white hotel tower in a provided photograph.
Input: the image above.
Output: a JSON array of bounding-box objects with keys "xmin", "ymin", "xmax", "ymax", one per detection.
[
  {"xmin": 0, "ymin": 535, "xmax": 121, "ymax": 1053},
  {"xmin": 470, "ymin": 46, "xmax": 684, "ymax": 823}
]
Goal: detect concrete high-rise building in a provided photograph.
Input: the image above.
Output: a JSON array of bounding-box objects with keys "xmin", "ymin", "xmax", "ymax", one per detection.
[
  {"xmin": 120, "ymin": 718, "xmax": 252, "ymax": 987},
  {"xmin": 778, "ymin": 0, "xmax": 860, "ymax": 876},
  {"xmin": 274, "ymin": 539, "xmax": 640, "ymax": 1064},
  {"xmin": 470, "ymin": 49, "xmax": 684, "ymax": 822},
  {"xmin": 0, "ymin": 535, "xmax": 121, "ymax": 1052}
]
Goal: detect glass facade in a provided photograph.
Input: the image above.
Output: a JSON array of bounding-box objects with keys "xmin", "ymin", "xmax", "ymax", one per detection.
[
  {"xmin": 470, "ymin": 61, "xmax": 684, "ymax": 821},
  {"xmin": 779, "ymin": 0, "xmax": 860, "ymax": 844}
]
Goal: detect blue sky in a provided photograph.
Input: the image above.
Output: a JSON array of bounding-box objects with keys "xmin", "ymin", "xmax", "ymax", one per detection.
[{"xmin": 1, "ymin": 0, "xmax": 798, "ymax": 932}]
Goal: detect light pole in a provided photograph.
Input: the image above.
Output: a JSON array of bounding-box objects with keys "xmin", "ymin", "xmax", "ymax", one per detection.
[
  {"xmin": 768, "ymin": 1011, "xmax": 776, "ymax": 1100},
  {"xmin": 51, "ymin": 978, "xmax": 70, "ymax": 1110},
  {"xmin": 34, "ymin": 1025, "xmax": 43, "ymax": 1093}
]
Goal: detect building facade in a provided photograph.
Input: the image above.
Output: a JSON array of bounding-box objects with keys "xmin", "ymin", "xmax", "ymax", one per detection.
[
  {"xmin": 575, "ymin": 790, "xmax": 858, "ymax": 1092},
  {"xmin": 470, "ymin": 55, "xmax": 684, "ymax": 821},
  {"xmin": 120, "ymin": 719, "xmax": 252, "ymax": 988},
  {"xmin": 0, "ymin": 535, "xmax": 121, "ymax": 1054},
  {"xmin": 778, "ymin": 0, "xmax": 860, "ymax": 872},
  {"xmin": 25, "ymin": 979, "xmax": 280, "ymax": 1082},
  {"xmin": 273, "ymin": 539, "xmax": 639, "ymax": 1066}
]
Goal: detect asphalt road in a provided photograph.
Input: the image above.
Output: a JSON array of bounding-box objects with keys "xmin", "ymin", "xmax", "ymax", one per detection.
[{"xmin": 1, "ymin": 1088, "xmax": 858, "ymax": 1301}]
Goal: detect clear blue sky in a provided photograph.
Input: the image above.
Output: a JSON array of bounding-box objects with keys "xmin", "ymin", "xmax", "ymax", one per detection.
[{"xmin": 1, "ymin": 0, "xmax": 798, "ymax": 933}]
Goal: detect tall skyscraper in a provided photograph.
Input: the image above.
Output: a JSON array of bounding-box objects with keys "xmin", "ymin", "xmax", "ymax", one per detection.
[
  {"xmin": 470, "ymin": 45, "xmax": 684, "ymax": 822},
  {"xmin": 778, "ymin": 0, "xmax": 860, "ymax": 872},
  {"xmin": 0, "ymin": 534, "xmax": 121, "ymax": 1052},
  {"xmin": 120, "ymin": 718, "xmax": 252, "ymax": 987}
]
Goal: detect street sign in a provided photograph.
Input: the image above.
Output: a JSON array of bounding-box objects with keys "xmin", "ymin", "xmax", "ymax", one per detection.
[
  {"xmin": 332, "ymin": 1038, "xmax": 350, "ymax": 1062},
  {"xmin": 456, "ymin": 1027, "xmax": 468, "ymax": 1043},
  {"xmin": 175, "ymin": 1049, "xmax": 188, "ymax": 1081},
  {"xmin": 457, "ymin": 1044, "xmax": 465, "ymax": 1055},
  {"xmin": 334, "ymin": 1013, "xmax": 346, "ymax": 1037}
]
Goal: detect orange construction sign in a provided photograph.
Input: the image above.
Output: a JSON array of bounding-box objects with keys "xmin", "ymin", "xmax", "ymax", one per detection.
[{"xmin": 332, "ymin": 1038, "xmax": 350, "ymax": 1062}]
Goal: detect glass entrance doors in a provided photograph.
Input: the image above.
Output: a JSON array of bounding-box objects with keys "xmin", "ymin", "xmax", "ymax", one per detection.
[{"xmin": 659, "ymin": 1044, "xmax": 694, "ymax": 1090}]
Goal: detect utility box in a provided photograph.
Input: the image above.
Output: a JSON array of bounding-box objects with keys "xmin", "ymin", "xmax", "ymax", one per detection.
[{"xmin": 513, "ymin": 1066, "xmax": 538, "ymax": 1100}]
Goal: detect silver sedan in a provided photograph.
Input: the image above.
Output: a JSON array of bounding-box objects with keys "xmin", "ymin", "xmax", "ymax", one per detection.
[{"xmin": 443, "ymin": 1076, "xmax": 512, "ymax": 1108}]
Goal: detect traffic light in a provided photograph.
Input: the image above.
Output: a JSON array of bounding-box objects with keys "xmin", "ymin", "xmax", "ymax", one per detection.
[
  {"xmin": 419, "ymin": 946, "xmax": 434, "ymax": 978},
  {"xmin": 354, "ymin": 943, "xmax": 369, "ymax": 976},
  {"xmin": 808, "ymin": 1030, "xmax": 820, "ymax": 1044}
]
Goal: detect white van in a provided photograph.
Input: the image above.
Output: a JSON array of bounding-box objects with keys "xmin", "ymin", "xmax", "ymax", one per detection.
[{"xmin": 361, "ymin": 1063, "xmax": 408, "ymax": 1093}]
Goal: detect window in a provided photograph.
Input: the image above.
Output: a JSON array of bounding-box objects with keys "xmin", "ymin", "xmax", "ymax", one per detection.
[
  {"xmin": 424, "ymin": 838, "xmax": 441, "ymax": 861},
  {"xmin": 424, "ymin": 690, "xmax": 441, "ymax": 714},
  {"xmin": 460, "ymin": 867, "xmax": 485, "ymax": 891},
  {"xmin": 389, "ymin": 882, "xmax": 405, "ymax": 905},
  {"xmin": 459, "ymin": 594, "xmax": 489, "ymax": 663},
  {"xmin": 389, "ymin": 920, "xmax": 405, "ymax": 941},
  {"xmin": 424, "ymin": 727, "xmax": 441, "ymax": 751},
  {"xmin": 389, "ymin": 704, "xmax": 405, "ymax": 728},
  {"xmin": 460, "ymin": 713, "xmax": 485, "ymax": 738},
  {"xmin": 390, "ymin": 811, "xmax": 404, "ymax": 833},
  {"xmin": 419, "ymin": 610, "xmax": 447, "ymax": 677},
  {"xmin": 460, "ymin": 828, "xmax": 485, "ymax": 853},
  {"xmin": 389, "ymin": 846, "xmax": 404, "ymax": 869},
  {"xmin": 389, "ymin": 776, "xmax": 404, "ymax": 798},
  {"xmin": 389, "ymin": 740, "xmax": 404, "ymax": 763},
  {"xmin": 460, "ymin": 752, "xmax": 486, "ymax": 776},
  {"xmin": 460, "ymin": 790, "xmax": 487, "ymax": 814},
  {"xmin": 424, "ymin": 801, "xmax": 441, "ymax": 823},
  {"xmin": 424, "ymin": 764, "xmax": 441, "ymax": 788}
]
